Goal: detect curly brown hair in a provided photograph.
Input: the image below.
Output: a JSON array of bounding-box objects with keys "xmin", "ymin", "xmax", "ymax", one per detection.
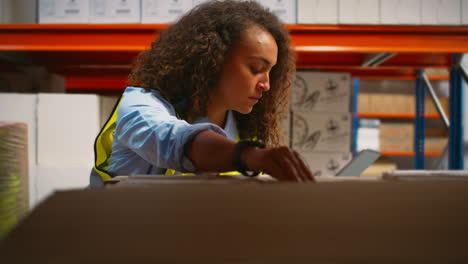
[{"xmin": 129, "ymin": 0, "xmax": 296, "ymax": 146}]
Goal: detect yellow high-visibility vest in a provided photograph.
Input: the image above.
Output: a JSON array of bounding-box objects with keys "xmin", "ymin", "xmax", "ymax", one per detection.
[{"xmin": 93, "ymin": 96, "xmax": 240, "ymax": 181}]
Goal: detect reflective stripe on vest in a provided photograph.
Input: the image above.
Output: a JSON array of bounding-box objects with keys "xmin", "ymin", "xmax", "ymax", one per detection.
[{"xmin": 93, "ymin": 95, "xmax": 241, "ymax": 181}]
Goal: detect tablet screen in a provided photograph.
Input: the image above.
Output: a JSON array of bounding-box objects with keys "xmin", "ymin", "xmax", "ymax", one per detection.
[{"xmin": 335, "ymin": 149, "xmax": 380, "ymax": 176}]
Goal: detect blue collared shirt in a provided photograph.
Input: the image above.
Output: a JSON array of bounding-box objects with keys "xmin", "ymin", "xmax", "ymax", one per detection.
[{"xmin": 104, "ymin": 86, "xmax": 237, "ymax": 176}]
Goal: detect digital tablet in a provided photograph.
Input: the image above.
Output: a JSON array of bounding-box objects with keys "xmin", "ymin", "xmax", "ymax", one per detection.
[{"xmin": 335, "ymin": 149, "xmax": 381, "ymax": 176}]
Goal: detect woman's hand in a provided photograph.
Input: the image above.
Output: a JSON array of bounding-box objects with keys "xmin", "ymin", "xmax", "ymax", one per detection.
[{"xmin": 241, "ymin": 146, "xmax": 315, "ymax": 182}]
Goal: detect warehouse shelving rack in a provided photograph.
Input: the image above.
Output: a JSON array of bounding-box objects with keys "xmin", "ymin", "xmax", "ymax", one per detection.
[{"xmin": 0, "ymin": 24, "xmax": 466, "ymax": 169}]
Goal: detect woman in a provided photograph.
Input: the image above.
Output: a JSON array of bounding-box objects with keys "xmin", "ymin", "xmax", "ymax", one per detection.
[{"xmin": 90, "ymin": 0, "xmax": 313, "ymax": 187}]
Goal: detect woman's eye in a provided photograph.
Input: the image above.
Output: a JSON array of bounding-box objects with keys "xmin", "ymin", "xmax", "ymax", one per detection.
[{"xmin": 250, "ymin": 68, "xmax": 262, "ymax": 74}]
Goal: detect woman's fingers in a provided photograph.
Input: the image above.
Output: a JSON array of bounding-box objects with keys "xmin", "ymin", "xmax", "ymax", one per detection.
[
  {"xmin": 293, "ymin": 150, "xmax": 315, "ymax": 182},
  {"xmin": 263, "ymin": 147, "xmax": 314, "ymax": 182}
]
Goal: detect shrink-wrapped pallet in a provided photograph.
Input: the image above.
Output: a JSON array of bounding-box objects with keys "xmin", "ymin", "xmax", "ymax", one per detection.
[{"xmin": 0, "ymin": 122, "xmax": 29, "ymax": 239}]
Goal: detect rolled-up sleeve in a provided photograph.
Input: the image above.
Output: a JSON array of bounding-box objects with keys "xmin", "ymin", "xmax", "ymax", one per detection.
[{"xmin": 114, "ymin": 89, "xmax": 227, "ymax": 172}]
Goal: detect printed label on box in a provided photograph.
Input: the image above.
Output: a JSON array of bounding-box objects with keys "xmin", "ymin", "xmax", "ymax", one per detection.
[
  {"xmin": 292, "ymin": 111, "xmax": 351, "ymax": 152},
  {"xmin": 291, "ymin": 71, "xmax": 351, "ymax": 112},
  {"xmin": 259, "ymin": 0, "xmax": 296, "ymax": 24},
  {"xmin": 39, "ymin": 0, "xmax": 89, "ymax": 23},
  {"xmin": 142, "ymin": 0, "xmax": 193, "ymax": 24},
  {"xmin": 90, "ymin": 0, "xmax": 140, "ymax": 23}
]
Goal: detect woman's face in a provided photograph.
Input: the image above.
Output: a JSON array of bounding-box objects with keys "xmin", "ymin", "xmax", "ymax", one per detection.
[{"xmin": 212, "ymin": 25, "xmax": 278, "ymax": 114}]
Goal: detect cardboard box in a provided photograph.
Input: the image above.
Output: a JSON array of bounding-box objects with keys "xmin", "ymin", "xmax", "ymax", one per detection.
[
  {"xmin": 463, "ymin": 0, "xmax": 468, "ymax": 24},
  {"xmin": 358, "ymin": 93, "xmax": 370, "ymax": 112},
  {"xmin": 426, "ymin": 97, "xmax": 449, "ymax": 115},
  {"xmin": 291, "ymin": 71, "xmax": 351, "ymax": 113},
  {"xmin": 292, "ymin": 111, "xmax": 351, "ymax": 152},
  {"xmin": 379, "ymin": 123, "xmax": 414, "ymax": 152},
  {"xmin": 2, "ymin": 181, "xmax": 468, "ymax": 262},
  {"xmin": 297, "ymin": 0, "xmax": 338, "ymax": 24},
  {"xmin": 38, "ymin": 0, "xmax": 90, "ymax": 24},
  {"xmin": 90, "ymin": 0, "xmax": 141, "ymax": 24},
  {"xmin": 37, "ymin": 93, "xmax": 100, "ymax": 166},
  {"xmin": 141, "ymin": 0, "xmax": 193, "ymax": 24},
  {"xmin": 357, "ymin": 127, "xmax": 380, "ymax": 151},
  {"xmin": 279, "ymin": 110, "xmax": 290, "ymax": 147},
  {"xmin": 421, "ymin": 0, "xmax": 461, "ymax": 25},
  {"xmin": 361, "ymin": 157, "xmax": 397, "ymax": 177},
  {"xmin": 425, "ymin": 137, "xmax": 448, "ymax": 152},
  {"xmin": 380, "ymin": 0, "xmax": 421, "ymax": 25},
  {"xmin": 426, "ymin": 127, "xmax": 448, "ymax": 137},
  {"xmin": 380, "ymin": 122, "xmax": 414, "ymax": 139},
  {"xmin": 339, "ymin": 0, "xmax": 379, "ymax": 24},
  {"xmin": 300, "ymin": 151, "xmax": 352, "ymax": 177},
  {"xmin": 258, "ymin": 0, "xmax": 296, "ymax": 24},
  {"xmin": 35, "ymin": 165, "xmax": 91, "ymax": 206}
]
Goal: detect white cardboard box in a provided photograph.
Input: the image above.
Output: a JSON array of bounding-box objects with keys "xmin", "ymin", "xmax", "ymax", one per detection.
[
  {"xmin": 357, "ymin": 127, "xmax": 380, "ymax": 151},
  {"xmin": 300, "ymin": 151, "xmax": 352, "ymax": 177},
  {"xmin": 141, "ymin": 0, "xmax": 193, "ymax": 24},
  {"xmin": 259, "ymin": 0, "xmax": 296, "ymax": 24},
  {"xmin": 380, "ymin": 0, "xmax": 420, "ymax": 25},
  {"xmin": 297, "ymin": 0, "xmax": 338, "ymax": 24},
  {"xmin": 291, "ymin": 71, "xmax": 351, "ymax": 113},
  {"xmin": 35, "ymin": 165, "xmax": 91, "ymax": 206},
  {"xmin": 37, "ymin": 93, "xmax": 100, "ymax": 166},
  {"xmin": 90, "ymin": 0, "xmax": 141, "ymax": 24},
  {"xmin": 421, "ymin": 0, "xmax": 461, "ymax": 25},
  {"xmin": 463, "ymin": 0, "xmax": 468, "ymax": 24},
  {"xmin": 292, "ymin": 111, "xmax": 351, "ymax": 152},
  {"xmin": 339, "ymin": 0, "xmax": 379, "ymax": 24},
  {"xmin": 38, "ymin": 0, "xmax": 90, "ymax": 24}
]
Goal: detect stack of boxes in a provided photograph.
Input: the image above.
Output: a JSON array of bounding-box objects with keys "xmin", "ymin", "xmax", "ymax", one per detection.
[
  {"xmin": 298, "ymin": 0, "xmax": 465, "ymax": 25},
  {"xmin": 358, "ymin": 91, "xmax": 449, "ymax": 153},
  {"xmin": 38, "ymin": 0, "xmax": 141, "ymax": 24},
  {"xmin": 35, "ymin": 0, "xmax": 296, "ymax": 25},
  {"xmin": 2, "ymin": 0, "xmax": 468, "ymax": 25},
  {"xmin": 379, "ymin": 123, "xmax": 414, "ymax": 152},
  {"xmin": 290, "ymin": 71, "xmax": 352, "ymax": 177},
  {"xmin": 359, "ymin": 93, "xmax": 450, "ymax": 115}
]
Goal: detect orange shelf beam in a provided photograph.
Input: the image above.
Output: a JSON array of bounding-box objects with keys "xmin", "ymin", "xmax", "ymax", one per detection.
[
  {"xmin": 381, "ymin": 151, "xmax": 443, "ymax": 157},
  {"xmin": 358, "ymin": 112, "xmax": 443, "ymax": 119},
  {"xmin": 0, "ymin": 24, "xmax": 467, "ymax": 53}
]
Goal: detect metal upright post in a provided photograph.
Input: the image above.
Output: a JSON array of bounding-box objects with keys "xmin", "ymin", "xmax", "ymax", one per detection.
[
  {"xmin": 414, "ymin": 70, "xmax": 426, "ymax": 169},
  {"xmin": 449, "ymin": 54, "xmax": 464, "ymax": 169},
  {"xmin": 351, "ymin": 77, "xmax": 360, "ymax": 156}
]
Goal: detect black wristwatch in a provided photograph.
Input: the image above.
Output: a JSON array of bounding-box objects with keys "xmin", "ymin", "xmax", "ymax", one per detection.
[{"xmin": 232, "ymin": 140, "xmax": 265, "ymax": 177}]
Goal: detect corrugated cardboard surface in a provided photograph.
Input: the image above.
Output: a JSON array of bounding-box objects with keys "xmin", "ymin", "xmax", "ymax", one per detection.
[{"xmin": 1, "ymin": 181, "xmax": 468, "ymax": 263}]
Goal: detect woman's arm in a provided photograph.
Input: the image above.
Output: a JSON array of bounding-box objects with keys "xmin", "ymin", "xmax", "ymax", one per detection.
[{"xmin": 185, "ymin": 130, "xmax": 314, "ymax": 182}]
